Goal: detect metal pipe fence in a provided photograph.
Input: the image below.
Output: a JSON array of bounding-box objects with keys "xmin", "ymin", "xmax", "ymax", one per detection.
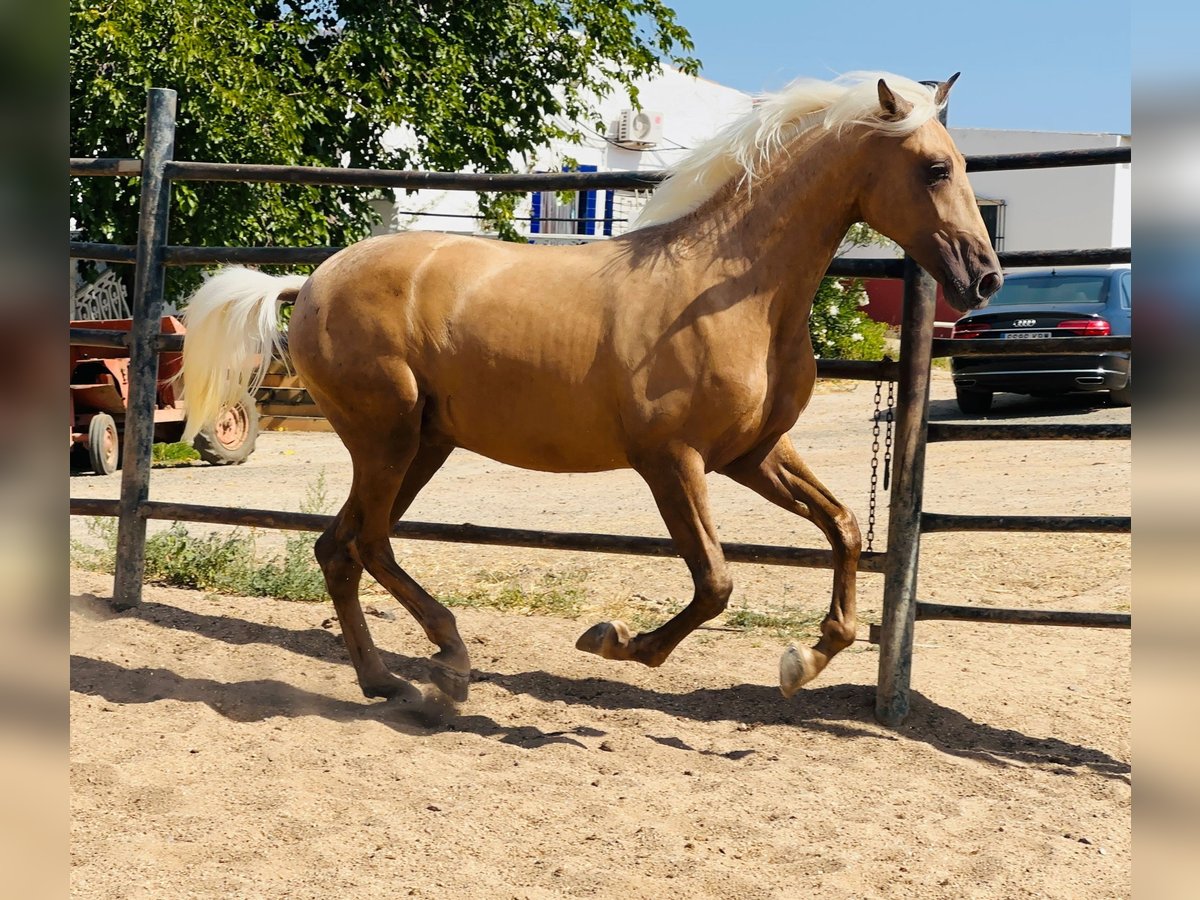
[{"xmin": 69, "ymin": 88, "xmax": 1131, "ymax": 725}]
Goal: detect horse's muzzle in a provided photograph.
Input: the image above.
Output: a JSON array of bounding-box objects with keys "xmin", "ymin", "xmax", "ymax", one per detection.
[
  {"xmin": 941, "ymin": 250, "xmax": 1003, "ymax": 312},
  {"xmin": 955, "ymin": 269, "xmax": 1003, "ymax": 310}
]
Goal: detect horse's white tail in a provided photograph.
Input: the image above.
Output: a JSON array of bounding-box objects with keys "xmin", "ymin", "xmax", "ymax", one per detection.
[{"xmin": 180, "ymin": 267, "xmax": 309, "ymax": 441}]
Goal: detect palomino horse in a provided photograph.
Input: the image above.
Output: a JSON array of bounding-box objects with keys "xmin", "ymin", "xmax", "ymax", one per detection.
[{"xmin": 182, "ymin": 72, "xmax": 1001, "ymax": 703}]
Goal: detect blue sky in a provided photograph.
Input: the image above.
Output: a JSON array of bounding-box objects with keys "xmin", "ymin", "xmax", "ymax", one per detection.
[{"xmin": 669, "ymin": 0, "xmax": 1131, "ymax": 134}]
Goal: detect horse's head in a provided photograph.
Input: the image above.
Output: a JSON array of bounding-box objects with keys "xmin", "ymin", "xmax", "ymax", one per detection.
[{"xmin": 856, "ymin": 75, "xmax": 1003, "ymax": 311}]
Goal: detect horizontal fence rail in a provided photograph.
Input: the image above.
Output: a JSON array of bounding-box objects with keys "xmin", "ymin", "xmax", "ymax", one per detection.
[
  {"xmin": 921, "ymin": 513, "xmax": 1131, "ymax": 534},
  {"xmin": 927, "ymin": 423, "xmax": 1131, "ymax": 442},
  {"xmin": 914, "ymin": 601, "xmax": 1130, "ymax": 629},
  {"xmin": 70, "ymin": 498, "xmax": 889, "ymax": 574},
  {"xmin": 71, "ymin": 240, "xmax": 1131, "ymax": 276},
  {"xmin": 68, "ymin": 240, "xmax": 911, "ymax": 278},
  {"xmin": 816, "ymin": 359, "xmax": 899, "ymax": 381},
  {"xmin": 71, "ymin": 242, "xmax": 138, "ymax": 264},
  {"xmin": 69, "ymin": 145, "xmax": 1131, "ymax": 184},
  {"xmin": 996, "ymin": 247, "xmax": 1130, "ymax": 267},
  {"xmin": 70, "ymin": 158, "xmax": 142, "ymax": 176},
  {"xmin": 868, "ymin": 603, "xmax": 1131, "ymax": 640},
  {"xmin": 166, "ymin": 161, "xmax": 670, "ymax": 191},
  {"xmin": 963, "ymin": 146, "xmax": 1130, "ymax": 172},
  {"xmin": 68, "ymin": 329, "xmax": 897, "ymax": 382}
]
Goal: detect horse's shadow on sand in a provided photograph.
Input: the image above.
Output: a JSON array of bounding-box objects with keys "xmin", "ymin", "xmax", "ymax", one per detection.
[{"xmin": 70, "ymin": 593, "xmax": 1129, "ymax": 780}]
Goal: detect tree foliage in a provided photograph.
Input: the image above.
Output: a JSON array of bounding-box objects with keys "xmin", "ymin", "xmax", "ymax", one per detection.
[{"xmin": 70, "ymin": 0, "xmax": 698, "ymax": 295}]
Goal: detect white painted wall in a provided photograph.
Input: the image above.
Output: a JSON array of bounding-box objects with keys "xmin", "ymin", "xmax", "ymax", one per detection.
[
  {"xmin": 1110, "ymin": 155, "xmax": 1132, "ymax": 247},
  {"xmin": 951, "ymin": 128, "xmax": 1131, "ymax": 253}
]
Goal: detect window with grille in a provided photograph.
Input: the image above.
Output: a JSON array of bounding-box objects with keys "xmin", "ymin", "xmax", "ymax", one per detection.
[
  {"xmin": 978, "ymin": 199, "xmax": 1006, "ymax": 251},
  {"xmin": 529, "ymin": 168, "xmax": 653, "ymax": 238}
]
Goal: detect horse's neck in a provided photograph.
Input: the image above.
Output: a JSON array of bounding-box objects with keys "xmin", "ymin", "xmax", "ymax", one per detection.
[{"xmin": 661, "ymin": 130, "xmax": 860, "ymax": 343}]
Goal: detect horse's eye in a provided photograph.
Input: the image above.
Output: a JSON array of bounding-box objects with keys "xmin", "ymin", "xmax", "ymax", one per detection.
[{"xmin": 928, "ymin": 162, "xmax": 951, "ymax": 185}]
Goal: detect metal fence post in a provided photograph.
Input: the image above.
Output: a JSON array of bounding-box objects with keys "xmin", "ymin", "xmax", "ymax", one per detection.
[
  {"xmin": 112, "ymin": 88, "xmax": 177, "ymax": 609},
  {"xmin": 874, "ymin": 82, "xmax": 950, "ymax": 725},
  {"xmin": 875, "ymin": 257, "xmax": 938, "ymax": 726}
]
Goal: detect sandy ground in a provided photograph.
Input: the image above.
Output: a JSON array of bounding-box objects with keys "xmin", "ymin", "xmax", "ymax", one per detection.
[{"xmin": 70, "ymin": 371, "xmax": 1131, "ymax": 899}]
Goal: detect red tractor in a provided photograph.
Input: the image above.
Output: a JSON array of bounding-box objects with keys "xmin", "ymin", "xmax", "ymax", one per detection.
[{"xmin": 69, "ymin": 316, "xmax": 259, "ymax": 474}]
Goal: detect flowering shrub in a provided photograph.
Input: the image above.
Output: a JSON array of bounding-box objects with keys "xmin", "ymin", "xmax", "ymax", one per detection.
[{"xmin": 808, "ymin": 277, "xmax": 888, "ymax": 360}]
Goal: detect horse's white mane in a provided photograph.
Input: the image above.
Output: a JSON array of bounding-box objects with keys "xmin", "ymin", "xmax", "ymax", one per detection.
[{"xmin": 635, "ymin": 71, "xmax": 943, "ymax": 228}]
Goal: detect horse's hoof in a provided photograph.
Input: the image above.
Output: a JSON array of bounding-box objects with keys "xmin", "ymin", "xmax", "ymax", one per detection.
[
  {"xmin": 362, "ymin": 674, "xmax": 422, "ymax": 703},
  {"xmin": 779, "ymin": 644, "xmax": 819, "ymax": 698},
  {"xmin": 430, "ymin": 662, "xmax": 470, "ymax": 703},
  {"xmin": 575, "ymin": 620, "xmax": 632, "ymax": 659}
]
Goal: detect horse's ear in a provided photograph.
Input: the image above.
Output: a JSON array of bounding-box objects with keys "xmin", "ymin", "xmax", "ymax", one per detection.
[
  {"xmin": 935, "ymin": 72, "xmax": 961, "ymax": 105},
  {"xmin": 877, "ymin": 78, "xmax": 914, "ymax": 121}
]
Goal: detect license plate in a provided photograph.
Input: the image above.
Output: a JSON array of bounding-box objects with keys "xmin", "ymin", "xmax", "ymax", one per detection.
[{"xmin": 1003, "ymin": 331, "xmax": 1052, "ymax": 340}]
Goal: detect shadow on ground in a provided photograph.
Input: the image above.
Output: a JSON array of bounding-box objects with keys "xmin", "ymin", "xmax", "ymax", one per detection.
[
  {"xmin": 70, "ymin": 592, "xmax": 1129, "ymax": 780},
  {"xmin": 927, "ymin": 392, "xmax": 1121, "ymax": 422}
]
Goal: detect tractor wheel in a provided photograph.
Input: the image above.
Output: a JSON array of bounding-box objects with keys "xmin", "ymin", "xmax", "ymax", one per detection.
[
  {"xmin": 88, "ymin": 412, "xmax": 120, "ymax": 475},
  {"xmin": 193, "ymin": 393, "xmax": 260, "ymax": 465}
]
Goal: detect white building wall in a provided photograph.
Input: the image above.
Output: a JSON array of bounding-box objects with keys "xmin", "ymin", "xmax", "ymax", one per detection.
[
  {"xmin": 1110, "ymin": 156, "xmax": 1132, "ymax": 247},
  {"xmin": 951, "ymin": 129, "xmax": 1131, "ymax": 253}
]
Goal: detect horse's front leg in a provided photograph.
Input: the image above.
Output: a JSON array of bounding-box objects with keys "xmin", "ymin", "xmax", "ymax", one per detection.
[
  {"xmin": 722, "ymin": 436, "xmax": 861, "ymax": 696},
  {"xmin": 576, "ymin": 447, "xmax": 732, "ymax": 667}
]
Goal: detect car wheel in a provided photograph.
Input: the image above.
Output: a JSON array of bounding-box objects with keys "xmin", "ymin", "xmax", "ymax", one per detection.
[
  {"xmin": 193, "ymin": 393, "xmax": 260, "ymax": 465},
  {"xmin": 1110, "ymin": 364, "xmax": 1131, "ymax": 406},
  {"xmin": 955, "ymin": 388, "xmax": 994, "ymax": 415}
]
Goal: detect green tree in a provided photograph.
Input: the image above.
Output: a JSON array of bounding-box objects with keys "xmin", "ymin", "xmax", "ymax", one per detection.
[{"xmin": 70, "ymin": 0, "xmax": 697, "ymax": 297}]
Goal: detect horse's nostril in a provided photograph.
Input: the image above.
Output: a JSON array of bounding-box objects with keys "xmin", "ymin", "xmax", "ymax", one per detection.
[{"xmin": 978, "ymin": 271, "xmax": 1002, "ymax": 298}]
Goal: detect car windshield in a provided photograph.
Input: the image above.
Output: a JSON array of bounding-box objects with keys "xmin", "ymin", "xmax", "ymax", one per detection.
[{"xmin": 988, "ymin": 275, "xmax": 1110, "ymax": 305}]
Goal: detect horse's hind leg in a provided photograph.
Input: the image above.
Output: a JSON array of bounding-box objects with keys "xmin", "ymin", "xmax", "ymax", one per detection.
[
  {"xmin": 722, "ymin": 435, "xmax": 860, "ymax": 697},
  {"xmin": 316, "ymin": 415, "xmax": 463, "ymax": 700},
  {"xmin": 350, "ymin": 435, "xmax": 471, "ymax": 702},
  {"xmin": 577, "ymin": 447, "xmax": 732, "ymax": 667},
  {"xmin": 315, "ymin": 504, "xmax": 420, "ymax": 701}
]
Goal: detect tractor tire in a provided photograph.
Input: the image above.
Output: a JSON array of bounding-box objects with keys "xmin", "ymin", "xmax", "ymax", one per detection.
[
  {"xmin": 88, "ymin": 412, "xmax": 121, "ymax": 475},
  {"xmin": 193, "ymin": 393, "xmax": 260, "ymax": 465}
]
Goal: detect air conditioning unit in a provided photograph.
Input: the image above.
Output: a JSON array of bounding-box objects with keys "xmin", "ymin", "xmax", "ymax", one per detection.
[{"xmin": 615, "ymin": 109, "xmax": 664, "ymax": 148}]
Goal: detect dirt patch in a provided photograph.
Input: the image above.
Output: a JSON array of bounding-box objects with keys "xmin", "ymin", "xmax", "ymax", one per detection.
[{"xmin": 70, "ymin": 372, "xmax": 1131, "ymax": 898}]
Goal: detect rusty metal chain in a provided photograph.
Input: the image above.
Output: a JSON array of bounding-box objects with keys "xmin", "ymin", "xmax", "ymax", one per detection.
[
  {"xmin": 866, "ymin": 376, "xmax": 897, "ymax": 552},
  {"xmin": 883, "ymin": 378, "xmax": 895, "ymax": 491},
  {"xmin": 867, "ymin": 380, "xmax": 882, "ymax": 551}
]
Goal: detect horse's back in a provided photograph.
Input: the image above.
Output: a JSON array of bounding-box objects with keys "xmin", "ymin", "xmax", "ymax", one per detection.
[{"xmin": 288, "ymin": 232, "xmax": 634, "ymax": 470}]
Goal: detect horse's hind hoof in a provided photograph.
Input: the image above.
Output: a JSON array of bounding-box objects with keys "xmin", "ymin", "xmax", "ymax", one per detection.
[
  {"xmin": 779, "ymin": 644, "xmax": 819, "ymax": 698},
  {"xmin": 362, "ymin": 675, "xmax": 423, "ymax": 703},
  {"xmin": 575, "ymin": 620, "xmax": 633, "ymax": 660},
  {"xmin": 430, "ymin": 662, "xmax": 470, "ymax": 703}
]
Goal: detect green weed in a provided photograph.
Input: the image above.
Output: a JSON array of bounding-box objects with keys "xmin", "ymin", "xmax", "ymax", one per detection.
[
  {"xmin": 152, "ymin": 442, "xmax": 200, "ymax": 466},
  {"xmin": 69, "ymin": 472, "xmax": 332, "ymax": 602},
  {"xmin": 443, "ymin": 568, "xmax": 589, "ymax": 618},
  {"xmin": 723, "ymin": 606, "xmax": 825, "ymax": 640}
]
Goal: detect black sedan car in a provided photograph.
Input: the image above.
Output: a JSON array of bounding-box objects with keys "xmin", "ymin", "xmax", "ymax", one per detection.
[{"xmin": 950, "ymin": 266, "xmax": 1131, "ymax": 414}]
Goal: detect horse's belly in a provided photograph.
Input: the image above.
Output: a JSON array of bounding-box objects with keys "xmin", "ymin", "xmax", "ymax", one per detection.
[{"xmin": 430, "ymin": 390, "xmax": 629, "ymax": 473}]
